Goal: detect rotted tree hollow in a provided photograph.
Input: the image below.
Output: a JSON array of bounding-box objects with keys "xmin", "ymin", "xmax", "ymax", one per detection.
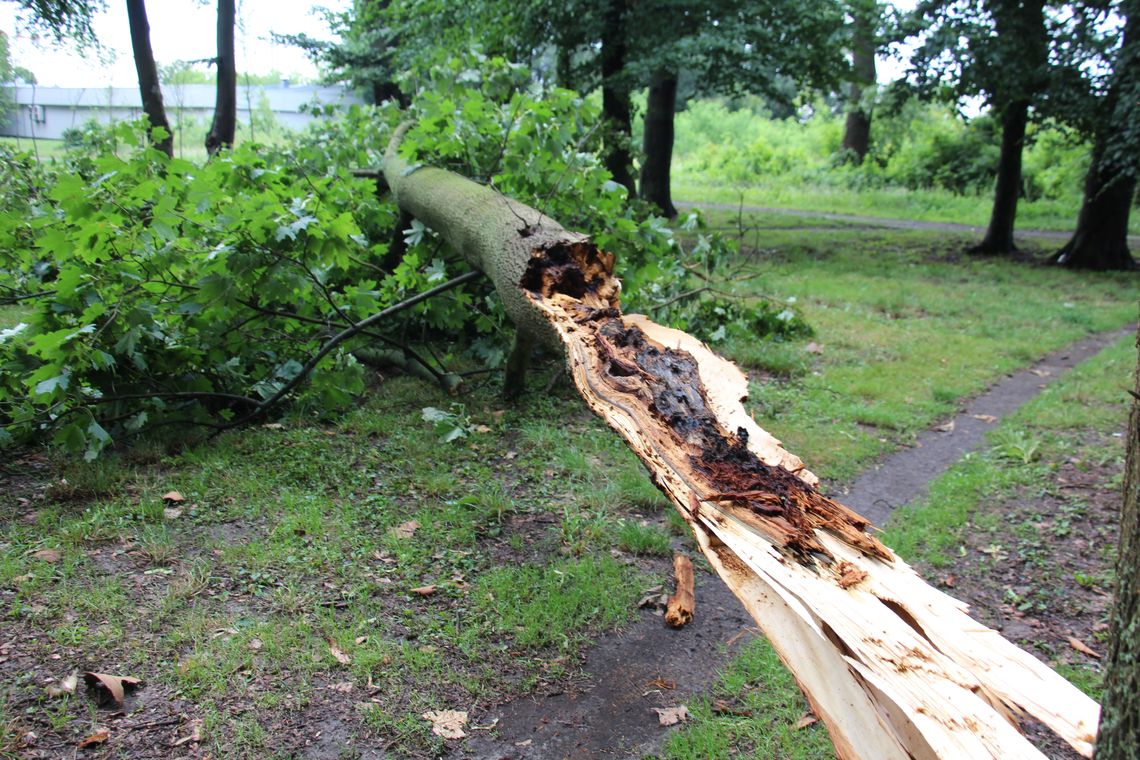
[{"xmin": 381, "ymin": 134, "xmax": 1100, "ymax": 760}]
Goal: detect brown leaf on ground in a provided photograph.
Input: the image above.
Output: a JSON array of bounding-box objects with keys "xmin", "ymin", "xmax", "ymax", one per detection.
[
  {"xmin": 163, "ymin": 507, "xmax": 183, "ymax": 520},
  {"xmin": 83, "ymin": 672, "xmax": 141, "ymax": 705},
  {"xmin": 937, "ymin": 420, "xmax": 955, "ymax": 433},
  {"xmin": 972, "ymin": 414, "xmax": 998, "ymax": 423},
  {"xmin": 31, "ymin": 548, "xmax": 61, "ymax": 563},
  {"xmin": 411, "ymin": 585, "xmax": 436, "ymax": 596},
  {"xmin": 77, "ymin": 728, "xmax": 110, "ymax": 747},
  {"xmin": 805, "ymin": 341, "xmax": 824, "ymax": 355},
  {"xmin": 389, "ymin": 520, "xmax": 420, "ymax": 539},
  {"xmin": 711, "ymin": 698, "xmax": 753, "ymax": 716},
  {"xmin": 646, "ymin": 678, "xmax": 676, "ymax": 690},
  {"xmin": 795, "ymin": 711, "xmax": 819, "ymax": 729},
  {"xmin": 1068, "ymin": 636, "xmax": 1101, "ymax": 659},
  {"xmin": 327, "ymin": 681, "xmax": 354, "ymax": 693},
  {"xmin": 172, "ymin": 719, "xmax": 202, "ymax": 747},
  {"xmin": 161, "ymin": 491, "xmax": 185, "ymax": 503},
  {"xmin": 653, "ymin": 705, "xmax": 689, "ymax": 726},
  {"xmin": 328, "ymin": 641, "xmax": 351, "ymax": 665},
  {"xmin": 423, "ymin": 709, "xmax": 467, "ymax": 739}
]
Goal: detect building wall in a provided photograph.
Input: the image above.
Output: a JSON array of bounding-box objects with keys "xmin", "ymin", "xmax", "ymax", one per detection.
[{"xmin": 0, "ymin": 84, "xmax": 363, "ymax": 141}]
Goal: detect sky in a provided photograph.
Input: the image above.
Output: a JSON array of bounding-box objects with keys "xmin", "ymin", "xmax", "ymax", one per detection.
[{"xmin": 0, "ymin": 0, "xmax": 351, "ymax": 88}]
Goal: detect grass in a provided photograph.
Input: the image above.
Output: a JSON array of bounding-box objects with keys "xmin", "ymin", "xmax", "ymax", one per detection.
[
  {"xmin": 2, "ymin": 221, "xmax": 1137, "ymax": 755},
  {"xmin": 672, "ymin": 176, "xmax": 1128, "ymax": 233}
]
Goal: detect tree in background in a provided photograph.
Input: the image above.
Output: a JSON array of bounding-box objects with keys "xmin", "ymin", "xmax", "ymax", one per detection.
[
  {"xmin": 205, "ymin": 0, "xmax": 235, "ymax": 155},
  {"xmin": 278, "ymin": 0, "xmax": 406, "ymax": 107},
  {"xmin": 125, "ymin": 0, "xmax": 172, "ymax": 156},
  {"xmin": 1053, "ymin": 1, "xmax": 1138, "ymax": 271},
  {"xmin": 4, "ymin": 0, "xmax": 102, "ymax": 48},
  {"xmin": 841, "ymin": 0, "xmax": 881, "ymax": 163},
  {"xmin": 907, "ymin": 0, "xmax": 1051, "ymax": 255}
]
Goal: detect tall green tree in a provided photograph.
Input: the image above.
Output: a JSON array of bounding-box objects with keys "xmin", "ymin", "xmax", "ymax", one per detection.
[
  {"xmin": 1053, "ymin": 1, "xmax": 1138, "ymax": 271},
  {"xmin": 3, "ymin": 0, "xmax": 102, "ymax": 48},
  {"xmin": 205, "ymin": 0, "xmax": 235, "ymax": 155},
  {"xmin": 841, "ymin": 0, "xmax": 880, "ymax": 163},
  {"xmin": 125, "ymin": 0, "xmax": 172, "ymax": 156},
  {"xmin": 907, "ymin": 0, "xmax": 1054, "ymax": 255}
]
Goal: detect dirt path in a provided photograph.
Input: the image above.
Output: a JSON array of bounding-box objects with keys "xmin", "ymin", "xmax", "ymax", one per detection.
[
  {"xmin": 676, "ymin": 201, "xmax": 1140, "ymax": 244},
  {"xmin": 460, "ymin": 324, "xmax": 1134, "ymax": 760}
]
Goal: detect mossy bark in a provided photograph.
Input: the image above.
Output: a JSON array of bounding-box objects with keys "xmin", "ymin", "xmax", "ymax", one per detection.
[{"xmin": 1096, "ymin": 330, "xmax": 1140, "ymax": 759}]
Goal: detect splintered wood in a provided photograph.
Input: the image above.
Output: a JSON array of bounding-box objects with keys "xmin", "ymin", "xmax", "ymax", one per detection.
[
  {"xmin": 665, "ymin": 554, "xmax": 695, "ymax": 628},
  {"xmin": 520, "ymin": 240, "xmax": 1100, "ymax": 760}
]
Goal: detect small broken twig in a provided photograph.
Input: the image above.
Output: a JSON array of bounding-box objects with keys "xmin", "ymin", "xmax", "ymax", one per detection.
[{"xmin": 665, "ymin": 554, "xmax": 695, "ymax": 628}]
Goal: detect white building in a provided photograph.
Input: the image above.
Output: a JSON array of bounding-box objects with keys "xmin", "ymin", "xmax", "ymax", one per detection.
[{"xmin": 0, "ymin": 83, "xmax": 362, "ymax": 140}]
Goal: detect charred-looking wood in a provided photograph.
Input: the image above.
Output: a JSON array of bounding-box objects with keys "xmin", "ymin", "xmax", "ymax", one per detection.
[{"xmin": 520, "ymin": 241, "xmax": 890, "ymax": 565}]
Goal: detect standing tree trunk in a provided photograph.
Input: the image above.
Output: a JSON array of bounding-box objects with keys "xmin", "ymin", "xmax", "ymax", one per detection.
[
  {"xmin": 125, "ymin": 0, "xmax": 173, "ymax": 157},
  {"xmin": 600, "ymin": 0, "xmax": 636, "ymax": 196},
  {"xmin": 1053, "ymin": 4, "xmax": 1138, "ymax": 272},
  {"xmin": 841, "ymin": 6, "xmax": 876, "ymax": 164},
  {"xmin": 205, "ymin": 0, "xmax": 236, "ymax": 156},
  {"xmin": 639, "ymin": 71, "xmax": 677, "ymax": 217},
  {"xmin": 1096, "ymin": 331, "xmax": 1140, "ymax": 758},
  {"xmin": 973, "ymin": 99, "xmax": 1029, "ymax": 255}
]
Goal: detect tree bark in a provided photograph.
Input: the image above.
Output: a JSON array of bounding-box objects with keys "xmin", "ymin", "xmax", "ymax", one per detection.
[
  {"xmin": 205, "ymin": 0, "xmax": 236, "ymax": 156},
  {"xmin": 1052, "ymin": 148, "xmax": 1137, "ymax": 271},
  {"xmin": 639, "ymin": 71, "xmax": 678, "ymax": 217},
  {"xmin": 600, "ymin": 0, "xmax": 636, "ymax": 196},
  {"xmin": 125, "ymin": 0, "xmax": 173, "ymax": 157},
  {"xmin": 1095, "ymin": 332, "xmax": 1140, "ymax": 759},
  {"xmin": 841, "ymin": 8, "xmax": 876, "ymax": 164},
  {"xmin": 974, "ymin": 99, "xmax": 1029, "ymax": 255},
  {"xmin": 381, "ymin": 127, "xmax": 1101, "ymax": 759},
  {"xmin": 1053, "ymin": 4, "xmax": 1138, "ymax": 272}
]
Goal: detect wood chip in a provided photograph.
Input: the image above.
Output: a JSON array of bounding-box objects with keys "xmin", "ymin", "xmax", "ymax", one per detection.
[
  {"xmin": 795, "ymin": 711, "xmax": 818, "ymax": 729},
  {"xmin": 665, "ymin": 555, "xmax": 695, "ymax": 628},
  {"xmin": 1068, "ymin": 636, "xmax": 1101, "ymax": 659}
]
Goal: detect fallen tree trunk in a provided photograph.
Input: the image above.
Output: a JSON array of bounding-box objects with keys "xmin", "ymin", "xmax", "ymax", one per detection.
[{"xmin": 382, "ymin": 129, "xmax": 1100, "ymax": 759}]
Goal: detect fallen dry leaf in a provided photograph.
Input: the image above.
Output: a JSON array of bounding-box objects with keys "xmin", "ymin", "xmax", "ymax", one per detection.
[
  {"xmin": 646, "ymin": 678, "xmax": 676, "ymax": 690},
  {"xmin": 1031, "ymin": 368, "xmax": 1051, "ymax": 377},
  {"xmin": 172, "ymin": 719, "xmax": 202, "ymax": 747},
  {"xmin": 936, "ymin": 420, "xmax": 955, "ymax": 433},
  {"xmin": 972, "ymin": 414, "xmax": 998, "ymax": 423},
  {"xmin": 389, "ymin": 520, "xmax": 420, "ymax": 539},
  {"xmin": 423, "ymin": 709, "xmax": 467, "ymax": 739},
  {"xmin": 804, "ymin": 341, "xmax": 824, "ymax": 355},
  {"xmin": 83, "ymin": 672, "xmax": 141, "ymax": 706},
  {"xmin": 712, "ymin": 699, "xmax": 753, "ymax": 717},
  {"xmin": 45, "ymin": 672, "xmax": 78, "ymax": 698},
  {"xmin": 1068, "ymin": 636, "xmax": 1101, "ymax": 659},
  {"xmin": 163, "ymin": 507, "xmax": 183, "ymax": 520},
  {"xmin": 473, "ymin": 424, "xmax": 492, "ymax": 433},
  {"xmin": 77, "ymin": 728, "xmax": 110, "ymax": 748},
  {"xmin": 411, "ymin": 585, "xmax": 436, "ymax": 596},
  {"xmin": 653, "ymin": 705, "xmax": 689, "ymax": 726},
  {"xmin": 795, "ymin": 711, "xmax": 819, "ymax": 729},
  {"xmin": 161, "ymin": 491, "xmax": 185, "ymax": 503},
  {"xmin": 31, "ymin": 548, "xmax": 61, "ymax": 563},
  {"xmin": 328, "ymin": 641, "xmax": 352, "ymax": 665},
  {"xmin": 261, "ymin": 422, "xmax": 285, "ymax": 430},
  {"xmin": 328, "ymin": 681, "xmax": 354, "ymax": 693},
  {"xmin": 248, "ymin": 638, "xmax": 263, "ymax": 652},
  {"xmin": 354, "ymin": 635, "xmax": 368, "ymax": 645}
]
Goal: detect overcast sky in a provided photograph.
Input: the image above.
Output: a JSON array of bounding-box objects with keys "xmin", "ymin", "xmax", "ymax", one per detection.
[{"xmin": 1, "ymin": 1, "xmax": 351, "ymax": 87}]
